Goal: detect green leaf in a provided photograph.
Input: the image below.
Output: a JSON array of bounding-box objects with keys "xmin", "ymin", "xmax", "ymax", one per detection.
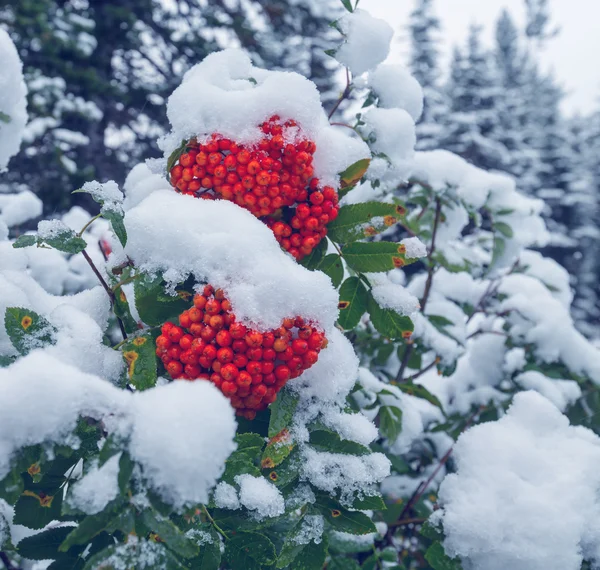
[
  {"xmin": 167, "ymin": 139, "xmax": 189, "ymax": 175},
  {"xmin": 103, "ymin": 209, "xmax": 127, "ymax": 247},
  {"xmin": 367, "ymin": 295, "xmax": 414, "ymax": 341},
  {"xmin": 0, "ymin": 355, "xmax": 15, "ymax": 367},
  {"xmin": 141, "ymin": 508, "xmax": 199, "ymax": 559},
  {"xmin": 118, "ymin": 452, "xmax": 134, "ymax": 493},
  {"xmin": 490, "ymin": 236, "xmax": 506, "ymax": 268},
  {"xmin": 268, "ymin": 388, "xmax": 299, "ymax": 438},
  {"xmin": 420, "ymin": 521, "xmax": 444, "ymax": 542},
  {"xmin": 337, "ymin": 277, "xmax": 368, "ymax": 330},
  {"xmin": 349, "ymin": 493, "xmax": 386, "ymax": 511},
  {"xmin": 396, "ymin": 383, "xmax": 443, "ymax": 410},
  {"xmin": 186, "ymin": 525, "xmax": 221, "ymax": 570},
  {"xmin": 318, "ymin": 254, "xmax": 344, "ymax": 288},
  {"xmin": 339, "ymin": 159, "xmax": 370, "ymax": 189},
  {"xmin": 342, "ymin": 242, "xmax": 418, "ymax": 273},
  {"xmin": 494, "ymin": 221, "xmax": 514, "ymax": 238},
  {"xmin": 0, "ymin": 111, "xmax": 11, "ymax": 123},
  {"xmin": 428, "ymin": 315, "xmax": 454, "ymax": 328},
  {"xmin": 60, "ymin": 499, "xmax": 125, "ymax": 551},
  {"xmin": 425, "ymin": 542, "xmax": 463, "ymax": 570},
  {"xmin": 288, "ymin": 536, "xmax": 328, "ymax": 570},
  {"xmin": 328, "ymin": 557, "xmax": 361, "ymax": 570},
  {"xmin": 39, "ymin": 226, "xmax": 87, "ymax": 254},
  {"xmin": 18, "ymin": 526, "xmax": 77, "ymax": 560},
  {"xmin": 14, "ymin": 488, "xmax": 63, "ymax": 529},
  {"xmin": 327, "ymin": 202, "xmax": 405, "ymax": 243},
  {"xmin": 112, "ymin": 284, "xmax": 138, "ymax": 335},
  {"xmin": 224, "ymin": 532, "xmax": 276, "ymax": 570},
  {"xmin": 82, "ymin": 539, "xmax": 186, "ymax": 570},
  {"xmin": 134, "ymin": 272, "xmax": 191, "ymax": 327},
  {"xmin": 5, "ymin": 307, "xmax": 56, "ymax": 355},
  {"xmin": 379, "ymin": 406, "xmax": 403, "ymax": 441},
  {"xmin": 262, "ymin": 429, "xmax": 294, "ymax": 469},
  {"xmin": 299, "ymin": 238, "xmax": 327, "ymax": 270},
  {"xmin": 120, "ymin": 332, "xmax": 158, "ymax": 390},
  {"xmin": 12, "ymin": 235, "xmax": 36, "ymax": 248},
  {"xmin": 316, "ymin": 498, "xmax": 377, "ymax": 535},
  {"xmin": 309, "ymin": 430, "xmax": 370, "ymax": 456},
  {"xmin": 340, "ymin": 0, "xmax": 354, "ymax": 12},
  {"xmin": 236, "ymin": 433, "xmax": 265, "ymax": 453}
]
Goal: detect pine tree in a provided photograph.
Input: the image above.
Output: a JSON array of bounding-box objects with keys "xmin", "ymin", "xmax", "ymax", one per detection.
[
  {"xmin": 0, "ymin": 0, "xmax": 341, "ymax": 214},
  {"xmin": 441, "ymin": 25, "xmax": 505, "ymax": 170},
  {"xmin": 408, "ymin": 0, "xmax": 447, "ymax": 150}
]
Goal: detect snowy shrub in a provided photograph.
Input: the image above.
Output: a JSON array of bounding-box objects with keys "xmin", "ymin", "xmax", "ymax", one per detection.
[{"xmin": 0, "ymin": 2, "xmax": 599, "ymax": 569}]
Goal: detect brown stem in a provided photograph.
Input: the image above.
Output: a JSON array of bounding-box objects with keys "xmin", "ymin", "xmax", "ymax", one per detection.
[
  {"xmin": 81, "ymin": 250, "xmax": 128, "ymax": 340},
  {"xmin": 0, "ymin": 552, "xmax": 21, "ymax": 570},
  {"xmin": 395, "ymin": 405, "xmax": 484, "ymax": 522},
  {"xmin": 388, "ymin": 517, "xmax": 428, "ymax": 528},
  {"xmin": 395, "ymin": 199, "xmax": 442, "ymax": 383},
  {"xmin": 328, "ymin": 68, "xmax": 352, "ymax": 120}
]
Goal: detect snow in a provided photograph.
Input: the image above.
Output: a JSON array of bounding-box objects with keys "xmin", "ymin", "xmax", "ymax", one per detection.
[
  {"xmin": 289, "ymin": 329, "xmax": 358, "ymax": 403},
  {"xmin": 0, "ymin": 28, "xmax": 28, "ymax": 171},
  {"xmin": 368, "ymin": 64, "xmax": 424, "ymax": 121},
  {"xmin": 0, "ymin": 191, "xmax": 43, "ymax": 228},
  {"xmin": 435, "ymin": 391, "xmax": 600, "ymax": 570},
  {"xmin": 124, "ymin": 190, "xmax": 339, "ymax": 333},
  {"xmin": 515, "ymin": 371, "xmax": 581, "ymax": 412},
  {"xmin": 320, "ymin": 409, "xmax": 379, "ymax": 446},
  {"xmin": 128, "ymin": 380, "xmax": 237, "ymax": 509},
  {"xmin": 37, "ymin": 219, "xmax": 74, "ymax": 240},
  {"xmin": 0, "ymin": 352, "xmax": 128, "ymax": 480},
  {"xmin": 213, "ymin": 482, "xmax": 240, "ymax": 510},
  {"xmin": 361, "ymin": 107, "xmax": 416, "ymax": 183},
  {"xmin": 300, "ymin": 447, "xmax": 390, "ymax": 506},
  {"xmin": 68, "ymin": 454, "xmax": 121, "ymax": 515},
  {"xmin": 401, "ymin": 237, "xmax": 428, "ymax": 259},
  {"xmin": 160, "ymin": 49, "xmax": 369, "ymax": 189},
  {"xmin": 369, "ymin": 273, "xmax": 420, "ymax": 317},
  {"xmin": 292, "ymin": 514, "xmax": 324, "ymax": 545},
  {"xmin": 80, "ymin": 180, "xmax": 124, "ymax": 214},
  {"xmin": 499, "ymin": 274, "xmax": 600, "ymax": 383},
  {"xmin": 235, "ymin": 474, "xmax": 285, "ymax": 519},
  {"xmin": 0, "ymin": 352, "xmax": 237, "ymax": 510},
  {"xmin": 335, "ymin": 9, "xmax": 394, "ymax": 76}
]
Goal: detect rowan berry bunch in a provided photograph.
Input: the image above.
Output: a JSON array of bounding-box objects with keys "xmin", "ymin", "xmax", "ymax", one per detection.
[
  {"xmin": 155, "ymin": 285, "xmax": 327, "ymax": 419},
  {"xmin": 168, "ymin": 116, "xmax": 340, "ymax": 260}
]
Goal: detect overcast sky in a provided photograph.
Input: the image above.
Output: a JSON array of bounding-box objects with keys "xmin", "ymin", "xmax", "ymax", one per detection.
[{"xmin": 361, "ymin": 0, "xmax": 599, "ymax": 115}]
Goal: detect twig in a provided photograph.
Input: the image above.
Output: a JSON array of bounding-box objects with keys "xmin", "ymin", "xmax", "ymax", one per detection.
[
  {"xmin": 403, "ymin": 358, "xmax": 439, "ymax": 383},
  {"xmin": 81, "ymin": 250, "xmax": 127, "ymax": 340},
  {"xmin": 419, "ymin": 198, "xmax": 442, "ymax": 312},
  {"xmin": 328, "ymin": 68, "xmax": 352, "ymax": 120},
  {"xmin": 395, "ymin": 405, "xmax": 484, "ymax": 522},
  {"xmin": 201, "ymin": 505, "xmax": 228, "ymax": 540},
  {"xmin": 0, "ymin": 552, "xmax": 21, "ymax": 570},
  {"xmin": 388, "ymin": 517, "xmax": 428, "ymax": 528},
  {"xmin": 77, "ymin": 213, "xmax": 102, "ymax": 237},
  {"xmin": 395, "ymin": 199, "xmax": 442, "ymax": 383}
]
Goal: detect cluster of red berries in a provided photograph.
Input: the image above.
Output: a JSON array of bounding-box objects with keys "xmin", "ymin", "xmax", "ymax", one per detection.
[
  {"xmin": 168, "ymin": 116, "xmax": 340, "ymax": 260},
  {"xmin": 155, "ymin": 285, "xmax": 327, "ymax": 420}
]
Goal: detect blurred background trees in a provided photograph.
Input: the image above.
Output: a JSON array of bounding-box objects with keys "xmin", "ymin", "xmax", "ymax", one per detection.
[{"xmin": 1, "ymin": 0, "xmax": 598, "ymax": 335}]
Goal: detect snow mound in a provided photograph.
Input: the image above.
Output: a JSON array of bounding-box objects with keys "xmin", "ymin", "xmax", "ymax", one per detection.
[
  {"xmin": 435, "ymin": 391, "xmax": 600, "ymax": 570},
  {"xmin": 124, "ymin": 190, "xmax": 339, "ymax": 333},
  {"xmin": 0, "ymin": 352, "xmax": 237, "ymax": 509},
  {"xmin": 0, "ymin": 28, "xmax": 28, "ymax": 171},
  {"xmin": 368, "ymin": 64, "xmax": 424, "ymax": 121},
  {"xmin": 335, "ymin": 9, "xmax": 394, "ymax": 76},
  {"xmin": 160, "ymin": 49, "xmax": 369, "ymax": 189}
]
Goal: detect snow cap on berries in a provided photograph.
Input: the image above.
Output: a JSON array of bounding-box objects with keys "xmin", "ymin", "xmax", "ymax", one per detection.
[{"xmin": 160, "ymin": 49, "xmax": 369, "ymax": 189}]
